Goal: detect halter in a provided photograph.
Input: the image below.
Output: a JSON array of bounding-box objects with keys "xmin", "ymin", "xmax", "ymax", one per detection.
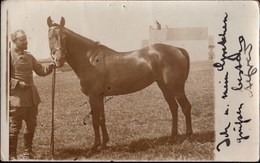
[
  {"xmin": 49, "ymin": 26, "xmax": 67, "ymax": 61},
  {"xmin": 50, "ymin": 47, "xmax": 64, "ymax": 60}
]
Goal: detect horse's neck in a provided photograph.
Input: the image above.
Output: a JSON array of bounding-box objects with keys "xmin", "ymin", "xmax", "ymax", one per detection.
[
  {"xmin": 63, "ymin": 28, "xmax": 120, "ymax": 80},
  {"xmin": 64, "ymin": 29, "xmax": 96, "ymax": 77}
]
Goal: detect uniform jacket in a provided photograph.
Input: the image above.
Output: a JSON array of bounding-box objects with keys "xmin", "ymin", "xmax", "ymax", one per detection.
[{"xmin": 10, "ymin": 48, "xmax": 52, "ymax": 107}]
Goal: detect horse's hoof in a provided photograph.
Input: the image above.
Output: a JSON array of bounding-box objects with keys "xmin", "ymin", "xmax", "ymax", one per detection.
[
  {"xmin": 86, "ymin": 149, "xmax": 95, "ymax": 158},
  {"xmin": 91, "ymin": 143, "xmax": 101, "ymax": 150},
  {"xmin": 101, "ymin": 144, "xmax": 106, "ymax": 149},
  {"xmin": 96, "ymin": 145, "xmax": 105, "ymax": 151},
  {"xmin": 186, "ymin": 131, "xmax": 193, "ymax": 138},
  {"xmin": 168, "ymin": 135, "xmax": 178, "ymax": 144},
  {"xmin": 86, "ymin": 146, "xmax": 101, "ymax": 158},
  {"xmin": 186, "ymin": 134, "xmax": 192, "ymax": 138},
  {"xmin": 186, "ymin": 129, "xmax": 193, "ymax": 136},
  {"xmin": 186, "ymin": 133, "xmax": 193, "ymax": 142}
]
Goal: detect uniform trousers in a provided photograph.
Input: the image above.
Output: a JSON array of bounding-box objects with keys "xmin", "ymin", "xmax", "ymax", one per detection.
[{"xmin": 9, "ymin": 105, "xmax": 38, "ymax": 157}]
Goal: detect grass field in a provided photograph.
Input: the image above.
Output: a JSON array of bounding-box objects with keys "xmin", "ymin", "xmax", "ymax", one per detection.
[{"xmin": 16, "ymin": 60, "xmax": 215, "ymax": 161}]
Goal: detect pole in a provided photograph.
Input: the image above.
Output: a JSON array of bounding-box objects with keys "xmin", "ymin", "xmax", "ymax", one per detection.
[
  {"xmin": 50, "ymin": 67, "xmax": 56, "ymax": 159},
  {"xmin": 6, "ymin": 9, "xmax": 9, "ymax": 121}
]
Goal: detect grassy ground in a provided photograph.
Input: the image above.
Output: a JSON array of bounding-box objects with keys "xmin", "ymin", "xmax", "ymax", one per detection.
[{"xmin": 16, "ymin": 60, "xmax": 215, "ymax": 161}]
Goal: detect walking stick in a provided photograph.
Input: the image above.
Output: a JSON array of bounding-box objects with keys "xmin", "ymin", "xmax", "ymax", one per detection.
[{"xmin": 50, "ymin": 67, "xmax": 56, "ymax": 159}]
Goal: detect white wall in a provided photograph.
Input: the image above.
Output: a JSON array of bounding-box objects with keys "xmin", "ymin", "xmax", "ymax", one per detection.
[
  {"xmin": 165, "ymin": 40, "xmax": 209, "ymax": 61},
  {"xmin": 148, "ymin": 27, "xmax": 210, "ymax": 61}
]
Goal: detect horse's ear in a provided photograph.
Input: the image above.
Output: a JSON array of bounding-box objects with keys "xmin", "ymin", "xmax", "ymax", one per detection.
[
  {"xmin": 47, "ymin": 16, "xmax": 53, "ymax": 27},
  {"xmin": 60, "ymin": 17, "xmax": 65, "ymax": 27}
]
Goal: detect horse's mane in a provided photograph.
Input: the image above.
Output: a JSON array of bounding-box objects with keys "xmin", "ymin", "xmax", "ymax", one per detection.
[
  {"xmin": 60, "ymin": 25, "xmax": 117, "ymax": 53},
  {"xmin": 63, "ymin": 27, "xmax": 96, "ymax": 47}
]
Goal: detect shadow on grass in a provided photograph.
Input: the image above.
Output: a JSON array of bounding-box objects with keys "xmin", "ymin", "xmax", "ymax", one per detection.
[
  {"xmin": 112, "ymin": 131, "xmax": 215, "ymax": 153},
  {"xmin": 55, "ymin": 131, "xmax": 215, "ymax": 159}
]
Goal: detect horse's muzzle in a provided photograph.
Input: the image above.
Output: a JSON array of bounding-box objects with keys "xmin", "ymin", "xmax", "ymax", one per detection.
[{"xmin": 53, "ymin": 50, "xmax": 66, "ymax": 67}]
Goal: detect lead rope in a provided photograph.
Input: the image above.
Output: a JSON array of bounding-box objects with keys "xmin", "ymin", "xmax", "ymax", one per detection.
[{"xmin": 50, "ymin": 64, "xmax": 56, "ymax": 160}]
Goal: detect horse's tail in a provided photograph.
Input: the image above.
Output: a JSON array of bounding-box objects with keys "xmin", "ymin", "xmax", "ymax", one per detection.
[{"xmin": 179, "ymin": 48, "xmax": 190, "ymax": 81}]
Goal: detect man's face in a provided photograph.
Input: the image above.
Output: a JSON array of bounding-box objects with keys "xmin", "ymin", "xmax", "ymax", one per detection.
[{"xmin": 15, "ymin": 32, "xmax": 28, "ymax": 51}]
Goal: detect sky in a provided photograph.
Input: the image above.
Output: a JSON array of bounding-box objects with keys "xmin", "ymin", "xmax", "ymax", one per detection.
[{"xmin": 1, "ymin": 0, "xmax": 258, "ymax": 59}]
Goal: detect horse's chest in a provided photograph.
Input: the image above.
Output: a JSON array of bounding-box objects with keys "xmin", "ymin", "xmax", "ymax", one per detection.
[{"xmin": 80, "ymin": 80, "xmax": 90, "ymax": 95}]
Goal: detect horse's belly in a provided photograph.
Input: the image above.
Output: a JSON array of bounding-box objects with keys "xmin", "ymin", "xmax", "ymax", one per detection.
[
  {"xmin": 106, "ymin": 81, "xmax": 154, "ymax": 96},
  {"xmin": 105, "ymin": 72, "xmax": 155, "ymax": 96}
]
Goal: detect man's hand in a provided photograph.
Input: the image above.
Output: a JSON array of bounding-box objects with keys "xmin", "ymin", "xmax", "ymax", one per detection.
[
  {"xmin": 46, "ymin": 62, "xmax": 56, "ymax": 72},
  {"xmin": 18, "ymin": 81, "xmax": 31, "ymax": 89}
]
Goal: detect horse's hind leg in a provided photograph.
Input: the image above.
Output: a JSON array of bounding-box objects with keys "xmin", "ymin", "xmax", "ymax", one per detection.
[
  {"xmin": 175, "ymin": 91, "xmax": 193, "ymax": 136},
  {"xmin": 157, "ymin": 81, "xmax": 179, "ymax": 137}
]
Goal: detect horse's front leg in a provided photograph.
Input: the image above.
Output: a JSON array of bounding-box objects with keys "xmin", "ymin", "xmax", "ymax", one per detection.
[
  {"xmin": 89, "ymin": 96, "xmax": 102, "ymax": 150},
  {"xmin": 100, "ymin": 101, "xmax": 109, "ymax": 148}
]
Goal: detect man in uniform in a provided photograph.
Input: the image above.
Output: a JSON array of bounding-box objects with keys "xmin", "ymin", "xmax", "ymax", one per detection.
[{"xmin": 9, "ymin": 29, "xmax": 55, "ymax": 160}]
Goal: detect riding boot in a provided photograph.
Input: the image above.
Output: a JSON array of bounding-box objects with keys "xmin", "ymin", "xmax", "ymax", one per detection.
[
  {"xmin": 9, "ymin": 135, "xmax": 18, "ymax": 160},
  {"xmin": 23, "ymin": 133, "xmax": 35, "ymax": 159}
]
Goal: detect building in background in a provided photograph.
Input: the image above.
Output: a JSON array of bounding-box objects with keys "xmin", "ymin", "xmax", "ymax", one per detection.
[
  {"xmin": 142, "ymin": 21, "xmax": 215, "ymax": 61},
  {"xmin": 208, "ymin": 35, "xmax": 215, "ymax": 60}
]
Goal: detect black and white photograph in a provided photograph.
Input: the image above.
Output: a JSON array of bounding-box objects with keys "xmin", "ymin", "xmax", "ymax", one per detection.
[{"xmin": 1, "ymin": 0, "xmax": 259, "ymax": 161}]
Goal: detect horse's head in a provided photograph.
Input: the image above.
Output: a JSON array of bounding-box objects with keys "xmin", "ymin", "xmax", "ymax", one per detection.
[{"xmin": 47, "ymin": 16, "xmax": 66, "ymax": 67}]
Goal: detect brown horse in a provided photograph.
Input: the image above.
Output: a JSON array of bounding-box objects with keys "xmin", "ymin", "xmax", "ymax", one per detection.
[{"xmin": 47, "ymin": 17, "xmax": 192, "ymax": 150}]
